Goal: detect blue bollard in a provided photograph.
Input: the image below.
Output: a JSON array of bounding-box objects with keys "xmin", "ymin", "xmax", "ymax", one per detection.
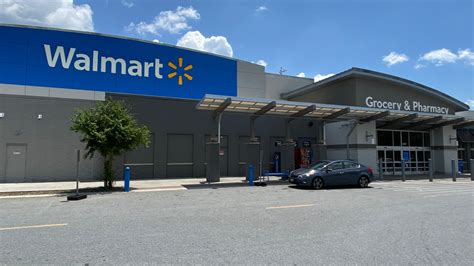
[
  {"xmin": 124, "ymin": 166, "xmax": 131, "ymax": 192},
  {"xmin": 248, "ymin": 164, "xmax": 254, "ymax": 186}
]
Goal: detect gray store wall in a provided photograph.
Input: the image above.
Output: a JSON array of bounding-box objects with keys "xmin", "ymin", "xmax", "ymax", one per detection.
[
  {"xmin": 110, "ymin": 93, "xmax": 322, "ymax": 179},
  {"xmin": 287, "ymin": 76, "xmax": 460, "ymax": 115},
  {"xmin": 236, "ymin": 61, "xmax": 313, "ymax": 100},
  {"xmin": 0, "ymin": 94, "xmax": 103, "ymax": 182},
  {"xmin": 237, "ymin": 61, "xmax": 266, "ymax": 98},
  {"xmin": 0, "ymin": 92, "xmax": 322, "ymax": 182},
  {"xmin": 264, "ymin": 74, "xmax": 313, "ymax": 100}
]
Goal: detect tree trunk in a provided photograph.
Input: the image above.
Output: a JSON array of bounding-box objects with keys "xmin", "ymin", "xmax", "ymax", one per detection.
[{"xmin": 103, "ymin": 155, "xmax": 114, "ymax": 189}]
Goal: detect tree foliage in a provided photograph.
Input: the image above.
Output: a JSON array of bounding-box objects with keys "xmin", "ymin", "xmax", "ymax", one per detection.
[{"xmin": 71, "ymin": 99, "xmax": 150, "ymax": 188}]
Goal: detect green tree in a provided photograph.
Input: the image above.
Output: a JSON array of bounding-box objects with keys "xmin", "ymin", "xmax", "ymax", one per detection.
[{"xmin": 71, "ymin": 99, "xmax": 150, "ymax": 189}]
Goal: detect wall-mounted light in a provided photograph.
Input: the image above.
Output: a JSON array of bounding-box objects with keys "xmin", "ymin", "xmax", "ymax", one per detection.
[
  {"xmin": 449, "ymin": 134, "xmax": 458, "ymax": 145},
  {"xmin": 0, "ymin": 112, "xmax": 4, "ymax": 118},
  {"xmin": 366, "ymin": 131, "xmax": 374, "ymax": 144},
  {"xmin": 37, "ymin": 114, "xmax": 43, "ymax": 120}
]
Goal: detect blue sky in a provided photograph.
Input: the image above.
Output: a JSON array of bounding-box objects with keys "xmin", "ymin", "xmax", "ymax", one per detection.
[{"xmin": 0, "ymin": 0, "xmax": 472, "ymax": 108}]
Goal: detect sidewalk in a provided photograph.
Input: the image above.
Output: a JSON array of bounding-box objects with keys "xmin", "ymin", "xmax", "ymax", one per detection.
[
  {"xmin": 1, "ymin": 175, "xmax": 471, "ymax": 198},
  {"xmin": 0, "ymin": 176, "xmax": 285, "ymax": 197}
]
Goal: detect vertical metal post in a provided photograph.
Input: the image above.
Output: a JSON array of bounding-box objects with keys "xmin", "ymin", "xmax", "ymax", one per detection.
[
  {"xmin": 285, "ymin": 119, "xmax": 291, "ymax": 142},
  {"xmin": 428, "ymin": 158, "xmax": 433, "ymax": 182},
  {"xmin": 470, "ymin": 159, "xmax": 474, "ymax": 181},
  {"xmin": 250, "ymin": 117, "xmax": 256, "ymax": 140},
  {"xmin": 248, "ymin": 164, "xmax": 254, "ymax": 186},
  {"xmin": 124, "ymin": 166, "xmax": 131, "ymax": 192},
  {"xmin": 451, "ymin": 159, "xmax": 456, "ymax": 182},
  {"xmin": 345, "ymin": 121, "xmax": 357, "ymax": 160},
  {"xmin": 217, "ymin": 113, "xmax": 222, "ymax": 145},
  {"xmin": 378, "ymin": 160, "xmax": 383, "ymax": 181},
  {"xmin": 402, "ymin": 161, "xmax": 406, "ymax": 182},
  {"xmin": 76, "ymin": 149, "xmax": 80, "ymax": 194}
]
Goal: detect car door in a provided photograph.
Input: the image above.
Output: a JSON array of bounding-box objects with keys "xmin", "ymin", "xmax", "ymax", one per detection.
[
  {"xmin": 323, "ymin": 161, "xmax": 345, "ymax": 186},
  {"xmin": 342, "ymin": 161, "xmax": 361, "ymax": 185}
]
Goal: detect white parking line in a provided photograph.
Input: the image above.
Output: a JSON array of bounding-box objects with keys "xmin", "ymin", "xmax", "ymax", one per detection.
[
  {"xmin": 419, "ymin": 189, "xmax": 474, "ymax": 195},
  {"xmin": 0, "ymin": 194, "xmax": 60, "ymax": 199},
  {"xmin": 424, "ymin": 192, "xmax": 474, "ymax": 198},
  {"xmin": 0, "ymin": 223, "xmax": 67, "ymax": 231},
  {"xmin": 266, "ymin": 204, "xmax": 314, "ymax": 210}
]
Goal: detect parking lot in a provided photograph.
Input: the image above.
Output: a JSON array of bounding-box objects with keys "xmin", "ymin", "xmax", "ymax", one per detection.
[{"xmin": 1, "ymin": 179, "xmax": 473, "ymax": 264}]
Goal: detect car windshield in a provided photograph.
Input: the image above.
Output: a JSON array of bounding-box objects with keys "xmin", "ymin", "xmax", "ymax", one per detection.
[{"xmin": 309, "ymin": 161, "xmax": 330, "ymax": 170}]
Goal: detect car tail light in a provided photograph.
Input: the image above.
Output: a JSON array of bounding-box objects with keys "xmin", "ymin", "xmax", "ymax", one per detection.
[{"xmin": 368, "ymin": 167, "xmax": 373, "ymax": 174}]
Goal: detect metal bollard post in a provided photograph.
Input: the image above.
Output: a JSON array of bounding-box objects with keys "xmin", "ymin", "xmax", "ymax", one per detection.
[
  {"xmin": 470, "ymin": 159, "xmax": 474, "ymax": 181},
  {"xmin": 428, "ymin": 158, "xmax": 433, "ymax": 182},
  {"xmin": 378, "ymin": 160, "xmax": 383, "ymax": 181},
  {"xmin": 124, "ymin": 166, "xmax": 131, "ymax": 192},
  {"xmin": 248, "ymin": 164, "xmax": 254, "ymax": 186},
  {"xmin": 451, "ymin": 159, "xmax": 456, "ymax": 182},
  {"xmin": 402, "ymin": 161, "xmax": 406, "ymax": 182}
]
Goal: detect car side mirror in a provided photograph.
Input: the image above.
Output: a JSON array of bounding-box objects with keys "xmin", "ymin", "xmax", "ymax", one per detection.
[{"xmin": 325, "ymin": 167, "xmax": 332, "ymax": 172}]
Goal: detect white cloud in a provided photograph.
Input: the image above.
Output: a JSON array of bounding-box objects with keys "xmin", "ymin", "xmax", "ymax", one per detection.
[
  {"xmin": 0, "ymin": 0, "xmax": 94, "ymax": 31},
  {"xmin": 419, "ymin": 48, "xmax": 474, "ymax": 67},
  {"xmin": 255, "ymin": 6, "xmax": 268, "ymax": 12},
  {"xmin": 296, "ymin": 72, "xmax": 306, "ymax": 77},
  {"xmin": 458, "ymin": 49, "xmax": 474, "ymax": 66},
  {"xmin": 121, "ymin": 0, "xmax": 134, "ymax": 8},
  {"xmin": 420, "ymin": 48, "xmax": 458, "ymax": 66},
  {"xmin": 255, "ymin": 60, "xmax": 267, "ymax": 67},
  {"xmin": 152, "ymin": 39, "xmax": 160, "ymax": 43},
  {"xmin": 126, "ymin": 6, "xmax": 200, "ymax": 35},
  {"xmin": 465, "ymin": 99, "xmax": 474, "ymax": 110},
  {"xmin": 414, "ymin": 63, "xmax": 425, "ymax": 70},
  {"xmin": 314, "ymin": 73, "xmax": 335, "ymax": 82},
  {"xmin": 382, "ymin": 51, "xmax": 409, "ymax": 66},
  {"xmin": 177, "ymin": 31, "xmax": 233, "ymax": 57}
]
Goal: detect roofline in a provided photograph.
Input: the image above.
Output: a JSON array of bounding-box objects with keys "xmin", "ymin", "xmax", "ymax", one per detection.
[
  {"xmin": 0, "ymin": 23, "xmax": 259, "ymax": 65},
  {"xmin": 264, "ymin": 72, "xmax": 314, "ymax": 81},
  {"xmin": 281, "ymin": 67, "xmax": 469, "ymax": 111}
]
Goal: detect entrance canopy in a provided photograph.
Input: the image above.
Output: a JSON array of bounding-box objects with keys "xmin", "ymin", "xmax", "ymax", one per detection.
[{"xmin": 197, "ymin": 94, "xmax": 473, "ymax": 129}]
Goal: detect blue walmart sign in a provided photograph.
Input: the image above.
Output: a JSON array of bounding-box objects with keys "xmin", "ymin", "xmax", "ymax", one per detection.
[{"xmin": 0, "ymin": 25, "xmax": 237, "ymax": 99}]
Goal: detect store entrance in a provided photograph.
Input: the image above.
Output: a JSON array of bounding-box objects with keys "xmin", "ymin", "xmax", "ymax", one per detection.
[{"xmin": 376, "ymin": 130, "xmax": 431, "ymax": 175}]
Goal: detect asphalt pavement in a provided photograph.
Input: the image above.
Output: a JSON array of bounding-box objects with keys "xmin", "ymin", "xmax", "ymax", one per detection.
[{"xmin": 1, "ymin": 180, "xmax": 473, "ymax": 264}]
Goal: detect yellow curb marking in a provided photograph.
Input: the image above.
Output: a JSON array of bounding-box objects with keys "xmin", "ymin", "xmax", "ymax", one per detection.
[
  {"xmin": 266, "ymin": 204, "xmax": 314, "ymax": 210},
  {"xmin": 0, "ymin": 223, "xmax": 67, "ymax": 231}
]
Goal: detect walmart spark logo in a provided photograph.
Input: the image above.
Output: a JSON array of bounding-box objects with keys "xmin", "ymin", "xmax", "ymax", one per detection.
[{"xmin": 167, "ymin": 57, "xmax": 193, "ymax": 86}]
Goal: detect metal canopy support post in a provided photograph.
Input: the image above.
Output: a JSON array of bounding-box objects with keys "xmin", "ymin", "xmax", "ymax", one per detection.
[
  {"xmin": 207, "ymin": 97, "xmax": 231, "ymax": 183},
  {"xmin": 281, "ymin": 105, "xmax": 316, "ymax": 174},
  {"xmin": 285, "ymin": 104, "xmax": 316, "ymax": 141},
  {"xmin": 471, "ymin": 159, "xmax": 474, "ymax": 181},
  {"xmin": 452, "ymin": 159, "xmax": 457, "ymax": 182},
  {"xmin": 246, "ymin": 101, "xmax": 275, "ymax": 181},
  {"xmin": 346, "ymin": 120, "xmax": 357, "ymax": 160},
  {"xmin": 428, "ymin": 158, "xmax": 433, "ymax": 182},
  {"xmin": 249, "ymin": 101, "xmax": 276, "ymax": 140},
  {"xmin": 379, "ymin": 113, "xmax": 418, "ymax": 129},
  {"xmin": 360, "ymin": 111, "xmax": 390, "ymax": 123},
  {"xmin": 401, "ymin": 116, "xmax": 443, "ymax": 130},
  {"xmin": 312, "ymin": 121, "xmax": 327, "ymax": 161}
]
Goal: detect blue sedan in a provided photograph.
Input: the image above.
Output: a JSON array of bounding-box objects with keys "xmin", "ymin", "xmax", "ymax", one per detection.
[{"xmin": 288, "ymin": 160, "xmax": 374, "ymax": 189}]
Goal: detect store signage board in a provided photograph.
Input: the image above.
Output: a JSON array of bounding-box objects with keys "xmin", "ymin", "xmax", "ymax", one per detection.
[
  {"xmin": 0, "ymin": 26, "xmax": 237, "ymax": 100},
  {"xmin": 365, "ymin": 96, "xmax": 449, "ymax": 114}
]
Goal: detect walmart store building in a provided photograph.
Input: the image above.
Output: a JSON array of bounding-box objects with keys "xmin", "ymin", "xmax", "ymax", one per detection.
[{"xmin": 1, "ymin": 24, "xmax": 473, "ymax": 183}]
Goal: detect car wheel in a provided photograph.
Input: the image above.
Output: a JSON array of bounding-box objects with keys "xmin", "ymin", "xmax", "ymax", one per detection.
[
  {"xmin": 312, "ymin": 177, "xmax": 324, "ymax": 190},
  {"xmin": 358, "ymin": 176, "xmax": 369, "ymax": 188}
]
